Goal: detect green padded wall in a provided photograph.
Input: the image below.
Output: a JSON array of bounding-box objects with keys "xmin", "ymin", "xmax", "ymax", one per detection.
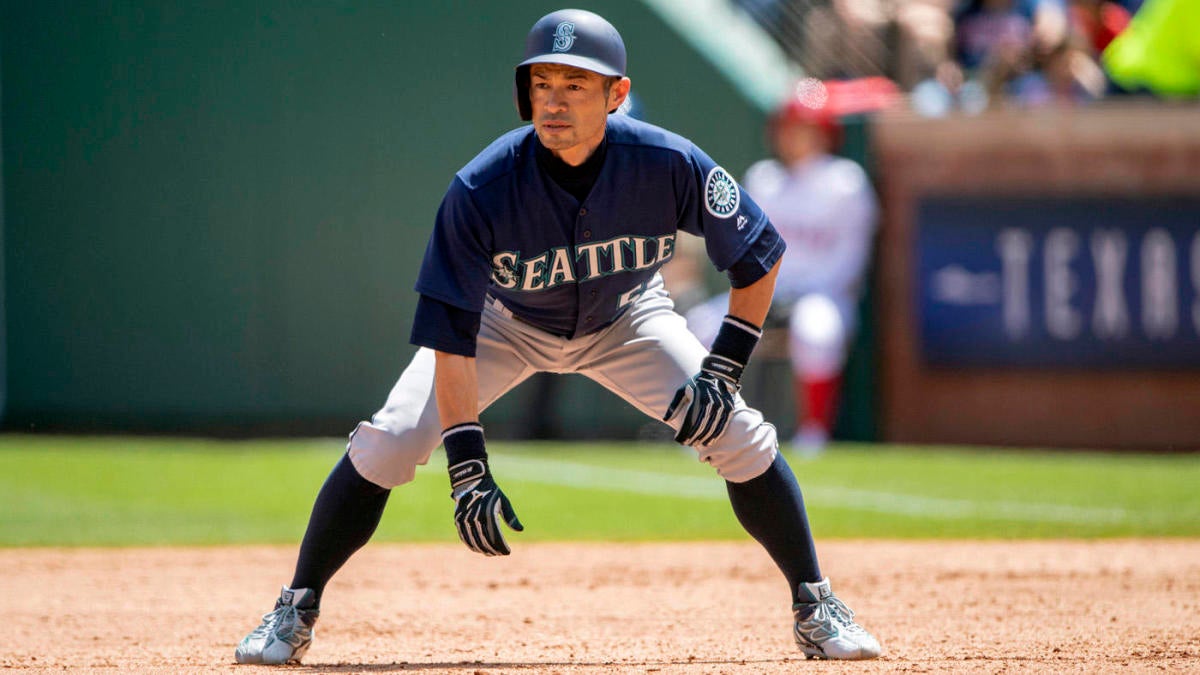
[{"xmin": 1, "ymin": 1, "xmax": 772, "ymax": 436}]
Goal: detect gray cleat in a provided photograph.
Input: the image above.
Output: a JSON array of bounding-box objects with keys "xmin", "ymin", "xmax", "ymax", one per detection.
[
  {"xmin": 235, "ymin": 586, "xmax": 320, "ymax": 665},
  {"xmin": 792, "ymin": 578, "xmax": 882, "ymax": 660}
]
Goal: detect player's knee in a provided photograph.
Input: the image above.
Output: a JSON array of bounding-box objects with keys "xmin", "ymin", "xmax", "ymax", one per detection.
[
  {"xmin": 789, "ymin": 295, "xmax": 849, "ymax": 377},
  {"xmin": 790, "ymin": 294, "xmax": 846, "ymax": 346},
  {"xmin": 697, "ymin": 407, "xmax": 778, "ymax": 483},
  {"xmin": 346, "ymin": 421, "xmax": 438, "ymax": 489}
]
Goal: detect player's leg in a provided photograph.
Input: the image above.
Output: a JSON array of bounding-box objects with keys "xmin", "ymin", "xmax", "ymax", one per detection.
[
  {"xmin": 577, "ymin": 277, "xmax": 879, "ymax": 659},
  {"xmin": 787, "ymin": 293, "xmax": 853, "ymax": 455},
  {"xmin": 233, "ymin": 351, "xmax": 443, "ymax": 666},
  {"xmin": 236, "ymin": 303, "xmax": 535, "ymax": 665},
  {"xmin": 306, "ymin": 305, "xmax": 537, "ymax": 582},
  {"xmin": 579, "ymin": 280, "xmax": 819, "ymax": 581},
  {"xmin": 285, "ymin": 350, "xmax": 441, "ymax": 608},
  {"xmin": 578, "ymin": 279, "xmax": 818, "ymax": 573}
]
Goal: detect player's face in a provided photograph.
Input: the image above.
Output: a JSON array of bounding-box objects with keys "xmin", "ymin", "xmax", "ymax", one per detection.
[
  {"xmin": 773, "ymin": 120, "xmax": 828, "ymax": 165},
  {"xmin": 529, "ymin": 63, "xmax": 630, "ymax": 167}
]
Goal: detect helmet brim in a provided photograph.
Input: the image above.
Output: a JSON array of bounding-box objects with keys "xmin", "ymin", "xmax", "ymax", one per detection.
[{"xmin": 517, "ymin": 53, "xmax": 624, "ymax": 78}]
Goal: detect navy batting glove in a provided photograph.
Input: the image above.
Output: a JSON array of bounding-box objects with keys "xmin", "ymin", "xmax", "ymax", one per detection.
[
  {"xmin": 664, "ymin": 357, "xmax": 740, "ymax": 446},
  {"xmin": 444, "ymin": 424, "xmax": 523, "ymax": 556},
  {"xmin": 664, "ymin": 316, "xmax": 761, "ymax": 447}
]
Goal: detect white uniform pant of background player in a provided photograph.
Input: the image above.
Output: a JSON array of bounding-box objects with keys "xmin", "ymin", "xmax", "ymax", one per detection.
[
  {"xmin": 685, "ymin": 290, "xmax": 857, "ymax": 380},
  {"xmin": 346, "ymin": 274, "xmax": 779, "ymax": 489}
]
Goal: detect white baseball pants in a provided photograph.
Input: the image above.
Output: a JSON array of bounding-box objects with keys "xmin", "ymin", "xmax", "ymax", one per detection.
[{"xmin": 346, "ymin": 274, "xmax": 778, "ymax": 488}]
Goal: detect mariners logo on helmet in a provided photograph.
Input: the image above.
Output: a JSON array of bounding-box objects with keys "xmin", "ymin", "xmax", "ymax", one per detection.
[
  {"xmin": 552, "ymin": 21, "xmax": 576, "ymax": 52},
  {"xmin": 704, "ymin": 166, "xmax": 740, "ymax": 219}
]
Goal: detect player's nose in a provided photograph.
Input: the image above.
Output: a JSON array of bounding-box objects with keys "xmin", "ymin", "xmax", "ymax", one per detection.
[{"xmin": 542, "ymin": 88, "xmax": 568, "ymax": 112}]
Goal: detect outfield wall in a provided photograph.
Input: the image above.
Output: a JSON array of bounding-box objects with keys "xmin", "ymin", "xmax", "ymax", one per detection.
[
  {"xmin": 0, "ymin": 1, "xmax": 784, "ymax": 437},
  {"xmin": 873, "ymin": 103, "xmax": 1200, "ymax": 450}
]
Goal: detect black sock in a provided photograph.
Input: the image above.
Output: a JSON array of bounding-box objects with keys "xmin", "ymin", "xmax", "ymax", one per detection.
[
  {"xmin": 725, "ymin": 452, "xmax": 821, "ymax": 604},
  {"xmin": 290, "ymin": 453, "xmax": 390, "ymax": 605}
]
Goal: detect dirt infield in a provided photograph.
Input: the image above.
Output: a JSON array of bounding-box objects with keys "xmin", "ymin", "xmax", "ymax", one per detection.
[{"xmin": 2, "ymin": 540, "xmax": 1198, "ymax": 673}]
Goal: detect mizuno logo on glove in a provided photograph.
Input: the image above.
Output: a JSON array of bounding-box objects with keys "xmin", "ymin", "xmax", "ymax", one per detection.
[
  {"xmin": 663, "ymin": 354, "xmax": 742, "ymax": 447},
  {"xmin": 448, "ymin": 459, "xmax": 523, "ymax": 556}
]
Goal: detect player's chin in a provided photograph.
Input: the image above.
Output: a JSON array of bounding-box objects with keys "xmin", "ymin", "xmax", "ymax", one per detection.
[{"xmin": 535, "ymin": 124, "xmax": 573, "ymax": 145}]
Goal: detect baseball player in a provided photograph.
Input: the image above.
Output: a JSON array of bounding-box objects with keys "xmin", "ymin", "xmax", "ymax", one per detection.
[
  {"xmin": 686, "ymin": 78, "xmax": 880, "ymax": 454},
  {"xmin": 235, "ymin": 9, "xmax": 881, "ymax": 665}
]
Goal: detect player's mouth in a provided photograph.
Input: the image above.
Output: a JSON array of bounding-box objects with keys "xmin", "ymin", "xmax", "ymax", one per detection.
[{"xmin": 539, "ymin": 118, "xmax": 572, "ymax": 131}]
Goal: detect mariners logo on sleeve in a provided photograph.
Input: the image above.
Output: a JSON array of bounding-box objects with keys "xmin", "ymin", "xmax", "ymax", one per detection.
[
  {"xmin": 704, "ymin": 166, "xmax": 740, "ymax": 219},
  {"xmin": 552, "ymin": 22, "xmax": 576, "ymax": 52}
]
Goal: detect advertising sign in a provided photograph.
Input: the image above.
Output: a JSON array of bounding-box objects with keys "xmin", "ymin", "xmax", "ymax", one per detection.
[{"xmin": 917, "ymin": 196, "xmax": 1200, "ymax": 368}]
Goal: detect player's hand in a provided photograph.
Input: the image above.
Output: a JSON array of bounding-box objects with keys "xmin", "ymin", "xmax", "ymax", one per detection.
[
  {"xmin": 449, "ymin": 458, "xmax": 523, "ymax": 556},
  {"xmin": 663, "ymin": 355, "xmax": 741, "ymax": 447}
]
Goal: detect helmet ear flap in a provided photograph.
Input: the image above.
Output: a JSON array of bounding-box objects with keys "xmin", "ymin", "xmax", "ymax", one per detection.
[{"xmin": 515, "ymin": 65, "xmax": 533, "ymax": 121}]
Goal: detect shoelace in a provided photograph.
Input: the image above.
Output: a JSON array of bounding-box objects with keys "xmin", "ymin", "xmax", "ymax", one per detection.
[
  {"xmin": 801, "ymin": 596, "xmax": 860, "ymax": 631},
  {"xmin": 825, "ymin": 596, "xmax": 867, "ymax": 634},
  {"xmin": 252, "ymin": 604, "xmax": 297, "ymax": 639}
]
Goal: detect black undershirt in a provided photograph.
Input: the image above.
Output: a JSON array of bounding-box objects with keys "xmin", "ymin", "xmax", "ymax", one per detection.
[{"xmin": 535, "ymin": 136, "xmax": 607, "ymax": 203}]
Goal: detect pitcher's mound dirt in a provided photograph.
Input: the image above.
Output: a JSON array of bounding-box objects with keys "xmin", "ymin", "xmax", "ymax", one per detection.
[{"xmin": 3, "ymin": 540, "xmax": 1198, "ymax": 673}]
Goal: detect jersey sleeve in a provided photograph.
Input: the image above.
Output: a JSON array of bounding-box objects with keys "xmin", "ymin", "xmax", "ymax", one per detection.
[
  {"xmin": 725, "ymin": 221, "xmax": 786, "ymax": 288},
  {"xmin": 410, "ymin": 176, "xmax": 494, "ymax": 353},
  {"xmin": 675, "ymin": 144, "xmax": 771, "ymax": 272},
  {"xmin": 410, "ymin": 295, "xmax": 482, "ymax": 356},
  {"xmin": 414, "ymin": 176, "xmax": 494, "ymax": 312}
]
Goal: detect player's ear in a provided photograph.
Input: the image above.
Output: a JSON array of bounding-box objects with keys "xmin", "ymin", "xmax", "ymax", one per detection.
[{"xmin": 607, "ymin": 77, "xmax": 632, "ymax": 114}]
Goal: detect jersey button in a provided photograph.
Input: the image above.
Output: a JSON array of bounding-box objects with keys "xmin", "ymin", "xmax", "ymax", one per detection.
[
  {"xmin": 583, "ymin": 229, "xmax": 592, "ymax": 239},
  {"xmin": 585, "ymin": 315, "xmax": 594, "ymax": 323},
  {"xmin": 579, "ymin": 208, "xmax": 588, "ymax": 216}
]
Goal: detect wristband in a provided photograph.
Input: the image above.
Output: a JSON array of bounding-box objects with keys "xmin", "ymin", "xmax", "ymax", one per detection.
[
  {"xmin": 709, "ymin": 315, "xmax": 763, "ymax": 368},
  {"xmin": 442, "ymin": 423, "xmax": 486, "ymax": 466}
]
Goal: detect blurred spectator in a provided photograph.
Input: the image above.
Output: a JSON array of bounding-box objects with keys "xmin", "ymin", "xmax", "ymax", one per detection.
[
  {"xmin": 1007, "ymin": 34, "xmax": 1108, "ymax": 105},
  {"xmin": 955, "ymin": 0, "xmax": 1074, "ymax": 100},
  {"xmin": 733, "ymin": 0, "xmax": 962, "ymax": 91},
  {"xmin": 686, "ymin": 78, "xmax": 892, "ymax": 454},
  {"xmin": 909, "ymin": 0, "xmax": 1113, "ymax": 112},
  {"xmin": 1069, "ymin": 0, "xmax": 1131, "ymax": 54},
  {"xmin": 1102, "ymin": 0, "xmax": 1200, "ymax": 97},
  {"xmin": 955, "ymin": 0, "xmax": 1041, "ymax": 73},
  {"xmin": 891, "ymin": 0, "xmax": 963, "ymax": 90},
  {"xmin": 729, "ymin": 0, "xmax": 1131, "ymax": 112}
]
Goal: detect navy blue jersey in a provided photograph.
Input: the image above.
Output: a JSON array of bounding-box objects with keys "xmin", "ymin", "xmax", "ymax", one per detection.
[{"xmin": 413, "ymin": 115, "xmax": 778, "ymax": 351}]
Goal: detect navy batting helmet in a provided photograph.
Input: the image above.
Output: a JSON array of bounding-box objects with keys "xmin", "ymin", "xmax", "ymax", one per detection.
[{"xmin": 514, "ymin": 9, "xmax": 627, "ymax": 121}]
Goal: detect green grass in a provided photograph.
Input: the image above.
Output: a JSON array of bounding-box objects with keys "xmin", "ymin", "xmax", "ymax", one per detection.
[{"xmin": 0, "ymin": 434, "xmax": 1197, "ymax": 546}]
